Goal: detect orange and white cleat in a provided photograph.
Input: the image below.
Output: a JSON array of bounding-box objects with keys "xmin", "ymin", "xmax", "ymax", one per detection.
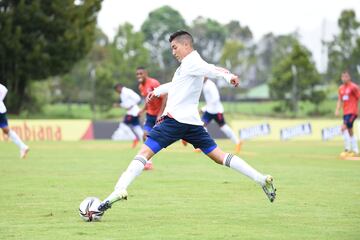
[
  {"xmin": 132, "ymin": 139, "xmax": 139, "ymax": 148},
  {"xmin": 235, "ymin": 141, "xmax": 243, "ymax": 154}
]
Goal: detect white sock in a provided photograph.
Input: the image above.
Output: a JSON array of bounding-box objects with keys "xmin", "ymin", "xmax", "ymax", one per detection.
[
  {"xmin": 104, "ymin": 155, "xmax": 147, "ymax": 203},
  {"xmin": 220, "ymin": 124, "xmax": 240, "ymax": 144},
  {"xmin": 111, "ymin": 155, "xmax": 147, "ymax": 194},
  {"xmin": 343, "ymin": 130, "xmax": 351, "ymax": 151},
  {"xmin": 133, "ymin": 125, "xmax": 144, "ymax": 141},
  {"xmin": 350, "ymin": 136, "xmax": 359, "ymax": 154},
  {"xmin": 8, "ymin": 130, "xmax": 27, "ymax": 150},
  {"xmin": 223, "ymin": 153, "xmax": 265, "ymax": 185}
]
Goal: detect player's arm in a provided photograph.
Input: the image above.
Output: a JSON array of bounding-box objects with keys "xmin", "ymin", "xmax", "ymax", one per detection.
[
  {"xmin": 188, "ymin": 63, "xmax": 239, "ymax": 87},
  {"xmin": 139, "ymin": 102, "xmax": 147, "ymax": 116},
  {"xmin": 335, "ymin": 90, "xmax": 342, "ymax": 116},
  {"xmin": 0, "ymin": 84, "xmax": 8, "ymax": 102},
  {"xmin": 147, "ymin": 82, "xmax": 172, "ymax": 102}
]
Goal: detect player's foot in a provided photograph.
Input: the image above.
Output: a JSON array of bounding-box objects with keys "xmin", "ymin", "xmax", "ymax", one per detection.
[
  {"xmin": 347, "ymin": 151, "xmax": 358, "ymax": 157},
  {"xmin": 98, "ymin": 190, "xmax": 128, "ymax": 212},
  {"xmin": 339, "ymin": 150, "xmax": 349, "ymax": 158},
  {"xmin": 193, "ymin": 148, "xmax": 201, "ymax": 153},
  {"xmin": 132, "ymin": 139, "xmax": 139, "ymax": 148},
  {"xmin": 20, "ymin": 146, "xmax": 29, "ymax": 159},
  {"xmin": 144, "ymin": 160, "xmax": 153, "ymax": 170},
  {"xmin": 235, "ymin": 141, "xmax": 243, "ymax": 154},
  {"xmin": 181, "ymin": 140, "xmax": 188, "ymax": 146},
  {"xmin": 262, "ymin": 175, "xmax": 276, "ymax": 203}
]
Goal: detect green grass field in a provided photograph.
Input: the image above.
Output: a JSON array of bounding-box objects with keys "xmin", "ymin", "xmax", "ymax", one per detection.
[
  {"xmin": 0, "ymin": 140, "xmax": 359, "ymax": 240},
  {"xmin": 10, "ymin": 99, "xmax": 338, "ymax": 120}
]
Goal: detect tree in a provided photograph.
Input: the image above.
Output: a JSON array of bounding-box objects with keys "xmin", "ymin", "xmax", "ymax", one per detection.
[
  {"xmin": 326, "ymin": 9, "xmax": 360, "ymax": 82},
  {"xmin": 269, "ymin": 41, "xmax": 322, "ymax": 115},
  {"xmin": 256, "ymin": 33, "xmax": 299, "ymax": 84},
  {"xmin": 110, "ymin": 22, "xmax": 150, "ymax": 89},
  {"xmin": 220, "ymin": 21, "xmax": 257, "ymax": 87},
  {"xmin": 0, "ymin": 0, "xmax": 102, "ymax": 113},
  {"xmin": 191, "ymin": 17, "xmax": 227, "ymax": 64},
  {"xmin": 141, "ymin": 6, "xmax": 187, "ymax": 82}
]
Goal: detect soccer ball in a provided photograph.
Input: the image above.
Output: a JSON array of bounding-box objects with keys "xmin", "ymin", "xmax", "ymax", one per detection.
[{"xmin": 79, "ymin": 197, "xmax": 104, "ymax": 222}]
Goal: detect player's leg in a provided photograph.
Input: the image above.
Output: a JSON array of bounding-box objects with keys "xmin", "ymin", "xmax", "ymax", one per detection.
[
  {"xmin": 207, "ymin": 147, "xmax": 276, "ymax": 202},
  {"xmin": 347, "ymin": 115, "xmax": 358, "ymax": 156},
  {"xmin": 98, "ymin": 144, "xmax": 155, "ymax": 211},
  {"xmin": 216, "ymin": 113, "xmax": 242, "ymax": 153},
  {"xmin": 123, "ymin": 115, "xmax": 141, "ymax": 148},
  {"xmin": 142, "ymin": 113, "xmax": 156, "ymax": 169},
  {"xmin": 184, "ymin": 125, "xmax": 275, "ymax": 202},
  {"xmin": 341, "ymin": 115, "xmax": 351, "ymax": 156},
  {"xmin": 98, "ymin": 116, "xmax": 184, "ymax": 212},
  {"xmin": 143, "ymin": 113, "xmax": 157, "ymax": 141},
  {"xmin": 0, "ymin": 113, "xmax": 29, "ymax": 158}
]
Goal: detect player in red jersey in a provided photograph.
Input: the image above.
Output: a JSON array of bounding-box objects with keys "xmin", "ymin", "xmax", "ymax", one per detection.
[
  {"xmin": 335, "ymin": 70, "xmax": 360, "ymax": 157},
  {"xmin": 136, "ymin": 67, "xmax": 166, "ymax": 169}
]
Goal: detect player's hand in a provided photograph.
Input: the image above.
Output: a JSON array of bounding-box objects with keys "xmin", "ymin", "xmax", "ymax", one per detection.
[
  {"xmin": 139, "ymin": 109, "xmax": 145, "ymax": 116},
  {"xmin": 230, "ymin": 75, "xmax": 240, "ymax": 87},
  {"xmin": 146, "ymin": 91, "xmax": 156, "ymax": 103}
]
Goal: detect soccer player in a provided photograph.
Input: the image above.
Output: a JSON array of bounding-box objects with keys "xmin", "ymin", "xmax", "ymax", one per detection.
[
  {"xmin": 136, "ymin": 66, "xmax": 166, "ymax": 169},
  {"xmin": 335, "ymin": 70, "xmax": 360, "ymax": 157},
  {"xmin": 113, "ymin": 83, "xmax": 144, "ymax": 148},
  {"xmin": 201, "ymin": 77, "xmax": 242, "ymax": 153},
  {"xmin": 136, "ymin": 66, "xmax": 166, "ymax": 139},
  {"xmin": 0, "ymin": 83, "xmax": 29, "ymax": 158},
  {"xmin": 98, "ymin": 30, "xmax": 276, "ymax": 212}
]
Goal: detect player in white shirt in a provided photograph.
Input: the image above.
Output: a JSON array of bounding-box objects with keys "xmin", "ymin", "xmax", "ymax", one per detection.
[
  {"xmin": 113, "ymin": 84, "xmax": 144, "ymax": 148},
  {"xmin": 201, "ymin": 77, "xmax": 242, "ymax": 153},
  {"xmin": 98, "ymin": 31, "xmax": 276, "ymax": 213},
  {"xmin": 0, "ymin": 84, "xmax": 29, "ymax": 158}
]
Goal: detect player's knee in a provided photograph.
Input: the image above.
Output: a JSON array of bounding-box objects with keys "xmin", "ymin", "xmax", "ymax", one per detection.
[
  {"xmin": 137, "ymin": 144, "xmax": 155, "ymax": 160},
  {"xmin": 2, "ymin": 127, "xmax": 9, "ymax": 134}
]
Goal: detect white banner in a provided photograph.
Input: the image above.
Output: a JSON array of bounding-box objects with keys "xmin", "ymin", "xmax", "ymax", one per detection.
[
  {"xmin": 239, "ymin": 123, "xmax": 271, "ymax": 140},
  {"xmin": 280, "ymin": 123, "xmax": 312, "ymax": 140},
  {"xmin": 321, "ymin": 126, "xmax": 342, "ymax": 141}
]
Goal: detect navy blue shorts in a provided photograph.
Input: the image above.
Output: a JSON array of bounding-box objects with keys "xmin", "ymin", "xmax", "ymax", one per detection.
[
  {"xmin": 145, "ymin": 116, "xmax": 217, "ymax": 154},
  {"xmin": 123, "ymin": 115, "xmax": 140, "ymax": 126},
  {"xmin": 144, "ymin": 113, "xmax": 157, "ymax": 132},
  {"xmin": 202, "ymin": 111, "xmax": 225, "ymax": 126},
  {"xmin": 0, "ymin": 113, "xmax": 8, "ymax": 128},
  {"xmin": 343, "ymin": 114, "xmax": 357, "ymax": 129}
]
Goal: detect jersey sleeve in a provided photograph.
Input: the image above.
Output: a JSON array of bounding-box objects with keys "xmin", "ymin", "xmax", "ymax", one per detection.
[
  {"xmin": 338, "ymin": 87, "xmax": 342, "ymax": 101},
  {"xmin": 354, "ymin": 84, "xmax": 360, "ymax": 99},
  {"xmin": 0, "ymin": 84, "xmax": 8, "ymax": 102},
  {"xmin": 187, "ymin": 62, "xmax": 233, "ymax": 84}
]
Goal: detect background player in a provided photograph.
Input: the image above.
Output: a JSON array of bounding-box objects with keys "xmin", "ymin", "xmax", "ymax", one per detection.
[
  {"xmin": 97, "ymin": 30, "xmax": 276, "ymax": 213},
  {"xmin": 136, "ymin": 66, "xmax": 166, "ymax": 169},
  {"xmin": 335, "ymin": 70, "xmax": 360, "ymax": 157},
  {"xmin": 113, "ymin": 83, "xmax": 144, "ymax": 148},
  {"xmin": 201, "ymin": 77, "xmax": 242, "ymax": 153},
  {"xmin": 0, "ymin": 83, "xmax": 29, "ymax": 158}
]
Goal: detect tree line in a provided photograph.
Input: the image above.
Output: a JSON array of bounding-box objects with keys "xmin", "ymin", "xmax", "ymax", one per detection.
[{"xmin": 0, "ymin": 3, "xmax": 359, "ymax": 116}]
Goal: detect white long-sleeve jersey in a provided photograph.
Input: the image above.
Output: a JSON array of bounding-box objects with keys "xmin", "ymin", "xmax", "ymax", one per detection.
[
  {"xmin": 0, "ymin": 84, "xmax": 8, "ymax": 114},
  {"xmin": 202, "ymin": 79, "xmax": 224, "ymax": 114},
  {"xmin": 153, "ymin": 50, "xmax": 234, "ymax": 125},
  {"xmin": 119, "ymin": 87, "xmax": 141, "ymax": 116}
]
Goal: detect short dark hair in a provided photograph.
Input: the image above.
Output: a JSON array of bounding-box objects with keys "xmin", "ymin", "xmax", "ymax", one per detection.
[
  {"xmin": 169, "ymin": 30, "xmax": 193, "ymax": 45},
  {"xmin": 136, "ymin": 66, "xmax": 146, "ymax": 71},
  {"xmin": 113, "ymin": 83, "xmax": 123, "ymax": 90},
  {"xmin": 342, "ymin": 69, "xmax": 351, "ymax": 75}
]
